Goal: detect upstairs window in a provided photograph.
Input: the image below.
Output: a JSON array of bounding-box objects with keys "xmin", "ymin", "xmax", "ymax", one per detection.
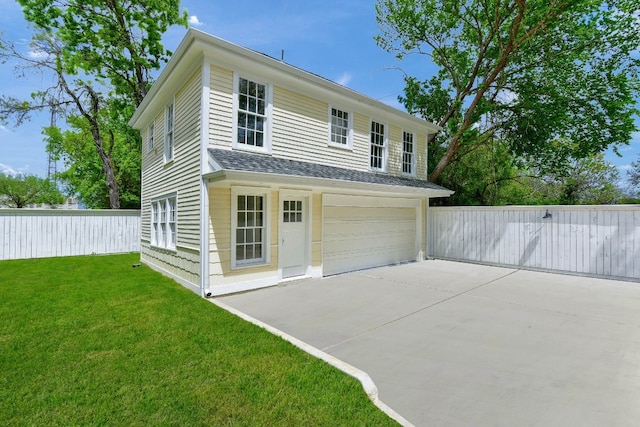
[
  {"xmin": 236, "ymin": 77, "xmax": 267, "ymax": 149},
  {"xmin": 370, "ymin": 121, "xmax": 386, "ymax": 171},
  {"xmin": 147, "ymin": 122, "xmax": 155, "ymax": 152},
  {"xmin": 329, "ymin": 107, "xmax": 352, "ymax": 148},
  {"xmin": 402, "ymin": 131, "xmax": 415, "ymax": 175},
  {"xmin": 164, "ymin": 103, "xmax": 174, "ymax": 163},
  {"xmin": 151, "ymin": 194, "xmax": 177, "ymax": 250}
]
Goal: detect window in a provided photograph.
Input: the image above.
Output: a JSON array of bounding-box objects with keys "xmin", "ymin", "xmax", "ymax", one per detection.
[
  {"xmin": 151, "ymin": 195, "xmax": 177, "ymax": 250},
  {"xmin": 283, "ymin": 200, "xmax": 302, "ymax": 223},
  {"xmin": 233, "ymin": 192, "xmax": 268, "ymax": 267},
  {"xmin": 236, "ymin": 77, "xmax": 267, "ymax": 149},
  {"xmin": 370, "ymin": 121, "xmax": 386, "ymax": 170},
  {"xmin": 147, "ymin": 122, "xmax": 155, "ymax": 152},
  {"xmin": 164, "ymin": 103, "xmax": 174, "ymax": 162},
  {"xmin": 329, "ymin": 107, "xmax": 351, "ymax": 147},
  {"xmin": 402, "ymin": 131, "xmax": 415, "ymax": 175}
]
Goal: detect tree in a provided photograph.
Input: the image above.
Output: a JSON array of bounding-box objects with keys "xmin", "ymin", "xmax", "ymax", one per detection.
[
  {"xmin": 375, "ymin": 0, "xmax": 640, "ymax": 183},
  {"xmin": 0, "ymin": 173, "xmax": 64, "ymax": 208},
  {"xmin": 433, "ymin": 138, "xmax": 623, "ymax": 206},
  {"xmin": 1, "ymin": 1, "xmax": 187, "ymax": 208},
  {"xmin": 629, "ymin": 157, "xmax": 640, "ymax": 195},
  {"xmin": 541, "ymin": 153, "xmax": 622, "ymax": 205},
  {"xmin": 44, "ymin": 101, "xmax": 141, "ymax": 208}
]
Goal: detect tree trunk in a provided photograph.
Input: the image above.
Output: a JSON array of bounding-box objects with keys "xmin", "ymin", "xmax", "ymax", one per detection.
[{"xmin": 90, "ymin": 126, "xmax": 120, "ymax": 209}]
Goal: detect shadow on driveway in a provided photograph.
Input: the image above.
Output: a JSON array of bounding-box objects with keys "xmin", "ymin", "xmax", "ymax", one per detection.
[{"xmin": 218, "ymin": 260, "xmax": 640, "ymax": 427}]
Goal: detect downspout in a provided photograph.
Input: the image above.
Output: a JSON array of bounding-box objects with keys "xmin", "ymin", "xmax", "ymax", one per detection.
[{"xmin": 199, "ymin": 59, "xmax": 212, "ymax": 297}]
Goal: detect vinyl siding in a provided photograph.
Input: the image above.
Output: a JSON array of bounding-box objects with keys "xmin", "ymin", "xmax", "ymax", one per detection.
[
  {"xmin": 387, "ymin": 125, "xmax": 402, "ymax": 176},
  {"xmin": 209, "ymin": 65, "xmax": 234, "ymax": 147},
  {"xmin": 140, "ymin": 67, "xmax": 203, "ymax": 287},
  {"xmin": 208, "ymin": 187, "xmax": 278, "ymax": 287},
  {"xmin": 416, "ymin": 132, "xmax": 428, "ymax": 180},
  {"xmin": 205, "ymin": 64, "xmax": 429, "ymax": 177},
  {"xmin": 272, "ymin": 87, "xmax": 370, "ymax": 170}
]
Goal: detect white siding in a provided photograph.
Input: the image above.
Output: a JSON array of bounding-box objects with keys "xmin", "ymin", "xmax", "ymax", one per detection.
[
  {"xmin": 0, "ymin": 210, "xmax": 140, "ymax": 260},
  {"xmin": 140, "ymin": 67, "xmax": 203, "ymax": 287},
  {"xmin": 206, "ymin": 65, "xmax": 429, "ymax": 178},
  {"xmin": 428, "ymin": 205, "xmax": 640, "ymax": 281},
  {"xmin": 209, "ymin": 65, "xmax": 234, "ymax": 148}
]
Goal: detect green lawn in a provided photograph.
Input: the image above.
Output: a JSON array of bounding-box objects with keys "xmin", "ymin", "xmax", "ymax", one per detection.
[{"xmin": 0, "ymin": 254, "xmax": 397, "ymax": 426}]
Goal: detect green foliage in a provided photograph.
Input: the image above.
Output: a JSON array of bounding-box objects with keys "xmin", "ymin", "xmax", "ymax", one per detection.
[
  {"xmin": 376, "ymin": 0, "xmax": 640, "ymax": 182},
  {"xmin": 434, "ymin": 145, "xmax": 623, "ymax": 206},
  {"xmin": 0, "ymin": 173, "xmax": 64, "ymax": 208},
  {"xmin": 1, "ymin": 1, "xmax": 188, "ymax": 208},
  {"xmin": 549, "ymin": 154, "xmax": 622, "ymax": 205},
  {"xmin": 0, "ymin": 254, "xmax": 397, "ymax": 426},
  {"xmin": 45, "ymin": 100, "xmax": 141, "ymax": 209},
  {"xmin": 18, "ymin": 0, "xmax": 188, "ymax": 105},
  {"xmin": 629, "ymin": 157, "xmax": 640, "ymax": 195}
]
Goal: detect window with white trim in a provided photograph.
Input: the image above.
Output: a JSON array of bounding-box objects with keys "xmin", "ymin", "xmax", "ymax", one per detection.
[
  {"xmin": 232, "ymin": 191, "xmax": 268, "ymax": 267},
  {"xmin": 147, "ymin": 122, "xmax": 155, "ymax": 153},
  {"xmin": 329, "ymin": 107, "xmax": 351, "ymax": 147},
  {"xmin": 236, "ymin": 77, "xmax": 268, "ymax": 149},
  {"xmin": 370, "ymin": 121, "xmax": 386, "ymax": 171},
  {"xmin": 151, "ymin": 195, "xmax": 177, "ymax": 250},
  {"xmin": 164, "ymin": 103, "xmax": 174, "ymax": 162},
  {"xmin": 402, "ymin": 131, "xmax": 415, "ymax": 175}
]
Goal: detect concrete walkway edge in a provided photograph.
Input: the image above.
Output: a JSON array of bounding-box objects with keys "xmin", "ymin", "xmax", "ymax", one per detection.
[{"xmin": 208, "ymin": 298, "xmax": 414, "ymax": 427}]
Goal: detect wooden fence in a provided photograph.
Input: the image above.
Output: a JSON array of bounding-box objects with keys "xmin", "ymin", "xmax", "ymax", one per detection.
[
  {"xmin": 0, "ymin": 209, "xmax": 140, "ymax": 261},
  {"xmin": 428, "ymin": 205, "xmax": 640, "ymax": 281}
]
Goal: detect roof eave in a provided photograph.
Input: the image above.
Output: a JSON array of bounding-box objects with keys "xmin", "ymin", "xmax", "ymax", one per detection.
[{"xmin": 202, "ymin": 169, "xmax": 453, "ymax": 198}]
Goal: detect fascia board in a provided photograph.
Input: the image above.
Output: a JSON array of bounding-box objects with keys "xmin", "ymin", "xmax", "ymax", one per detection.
[
  {"xmin": 203, "ymin": 169, "xmax": 453, "ymax": 198},
  {"xmin": 129, "ymin": 30, "xmax": 201, "ymax": 128}
]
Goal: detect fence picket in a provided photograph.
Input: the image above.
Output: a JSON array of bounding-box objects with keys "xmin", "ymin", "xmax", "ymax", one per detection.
[
  {"xmin": 0, "ymin": 210, "xmax": 140, "ymax": 261},
  {"xmin": 428, "ymin": 205, "xmax": 640, "ymax": 281}
]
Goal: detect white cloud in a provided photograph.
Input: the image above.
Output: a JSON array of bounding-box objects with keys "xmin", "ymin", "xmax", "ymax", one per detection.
[
  {"xmin": 335, "ymin": 72, "xmax": 352, "ymax": 87},
  {"xmin": 0, "ymin": 162, "xmax": 20, "ymax": 176},
  {"xmin": 618, "ymin": 164, "xmax": 633, "ymax": 172},
  {"xmin": 27, "ymin": 48, "xmax": 51, "ymax": 60},
  {"xmin": 188, "ymin": 15, "xmax": 204, "ymax": 26}
]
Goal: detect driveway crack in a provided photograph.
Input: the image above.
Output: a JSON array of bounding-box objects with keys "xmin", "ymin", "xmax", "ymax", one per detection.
[{"xmin": 322, "ymin": 269, "xmax": 519, "ymax": 352}]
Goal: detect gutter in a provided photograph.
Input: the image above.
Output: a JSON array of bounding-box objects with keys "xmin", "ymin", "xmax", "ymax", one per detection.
[{"xmin": 203, "ymin": 169, "xmax": 453, "ymax": 199}]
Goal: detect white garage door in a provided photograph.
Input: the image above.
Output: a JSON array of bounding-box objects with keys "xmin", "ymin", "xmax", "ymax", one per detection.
[{"xmin": 323, "ymin": 195, "xmax": 420, "ymax": 276}]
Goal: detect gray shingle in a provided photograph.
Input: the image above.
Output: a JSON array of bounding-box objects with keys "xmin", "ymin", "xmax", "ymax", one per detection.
[{"xmin": 209, "ymin": 148, "xmax": 449, "ymax": 191}]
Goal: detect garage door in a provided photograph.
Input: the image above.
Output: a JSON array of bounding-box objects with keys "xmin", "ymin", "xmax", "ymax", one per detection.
[{"xmin": 323, "ymin": 195, "xmax": 420, "ymax": 276}]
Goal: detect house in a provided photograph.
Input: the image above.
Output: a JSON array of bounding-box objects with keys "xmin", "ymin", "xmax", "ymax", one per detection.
[{"xmin": 129, "ymin": 29, "xmax": 452, "ymax": 297}]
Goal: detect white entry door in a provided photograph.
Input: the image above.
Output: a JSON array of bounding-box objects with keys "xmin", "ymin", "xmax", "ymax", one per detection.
[{"xmin": 280, "ymin": 197, "xmax": 308, "ymax": 278}]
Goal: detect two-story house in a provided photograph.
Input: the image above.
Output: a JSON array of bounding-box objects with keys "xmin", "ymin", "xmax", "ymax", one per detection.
[{"xmin": 129, "ymin": 29, "xmax": 451, "ymax": 297}]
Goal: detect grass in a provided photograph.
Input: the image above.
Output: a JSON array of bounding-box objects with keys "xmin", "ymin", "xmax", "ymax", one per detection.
[{"xmin": 0, "ymin": 254, "xmax": 397, "ymax": 426}]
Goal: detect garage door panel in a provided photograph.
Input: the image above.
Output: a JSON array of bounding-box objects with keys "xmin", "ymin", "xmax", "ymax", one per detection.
[
  {"xmin": 324, "ymin": 220, "xmax": 416, "ymax": 238},
  {"xmin": 323, "ymin": 199, "xmax": 420, "ymax": 276},
  {"xmin": 325, "ymin": 206, "xmax": 415, "ymax": 220},
  {"xmin": 324, "ymin": 231, "xmax": 415, "ymax": 253}
]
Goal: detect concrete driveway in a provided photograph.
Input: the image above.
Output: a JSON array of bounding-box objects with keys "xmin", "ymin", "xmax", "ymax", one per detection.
[{"xmin": 217, "ymin": 260, "xmax": 640, "ymax": 426}]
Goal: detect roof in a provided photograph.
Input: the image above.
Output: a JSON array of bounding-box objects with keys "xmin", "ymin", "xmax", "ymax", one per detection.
[
  {"xmin": 129, "ymin": 29, "xmax": 441, "ymax": 134},
  {"xmin": 208, "ymin": 148, "xmax": 451, "ymax": 195}
]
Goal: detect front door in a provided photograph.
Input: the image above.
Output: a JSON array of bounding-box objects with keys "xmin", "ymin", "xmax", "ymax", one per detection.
[{"xmin": 280, "ymin": 197, "xmax": 307, "ymax": 278}]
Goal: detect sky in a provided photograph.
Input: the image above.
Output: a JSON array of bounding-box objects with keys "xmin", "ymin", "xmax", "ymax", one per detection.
[{"xmin": 0, "ymin": 0, "xmax": 638, "ymax": 187}]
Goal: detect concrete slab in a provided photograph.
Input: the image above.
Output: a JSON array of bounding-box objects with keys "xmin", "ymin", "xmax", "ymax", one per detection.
[{"xmin": 217, "ymin": 260, "xmax": 640, "ymax": 426}]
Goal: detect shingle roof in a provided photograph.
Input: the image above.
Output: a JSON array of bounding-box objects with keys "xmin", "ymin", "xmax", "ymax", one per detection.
[{"xmin": 209, "ymin": 148, "xmax": 450, "ymax": 192}]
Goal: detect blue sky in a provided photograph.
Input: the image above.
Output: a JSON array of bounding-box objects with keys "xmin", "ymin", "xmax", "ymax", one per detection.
[{"xmin": 1, "ymin": 0, "xmax": 638, "ymax": 186}]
